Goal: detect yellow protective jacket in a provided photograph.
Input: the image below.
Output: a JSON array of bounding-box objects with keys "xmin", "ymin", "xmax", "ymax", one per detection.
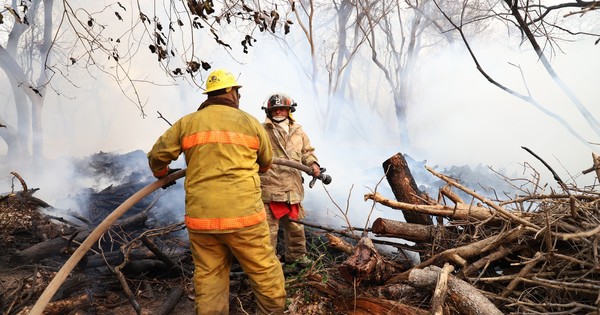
[
  {"xmin": 148, "ymin": 103, "xmax": 273, "ymax": 233},
  {"xmin": 259, "ymin": 117, "xmax": 318, "ymax": 204}
]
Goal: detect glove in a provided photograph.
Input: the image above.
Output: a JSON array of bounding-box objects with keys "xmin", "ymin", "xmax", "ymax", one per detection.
[{"xmin": 161, "ymin": 168, "xmax": 181, "ymax": 189}]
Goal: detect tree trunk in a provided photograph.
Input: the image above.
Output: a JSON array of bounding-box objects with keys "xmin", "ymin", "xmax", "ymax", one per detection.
[{"xmin": 382, "ymin": 153, "xmax": 432, "ymax": 226}]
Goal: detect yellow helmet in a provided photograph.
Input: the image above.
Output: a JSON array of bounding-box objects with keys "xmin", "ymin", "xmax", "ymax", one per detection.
[{"xmin": 203, "ymin": 69, "xmax": 242, "ymax": 94}]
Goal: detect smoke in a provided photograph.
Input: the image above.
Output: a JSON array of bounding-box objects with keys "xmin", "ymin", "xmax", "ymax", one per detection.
[{"xmin": 1, "ymin": 17, "xmax": 598, "ymax": 236}]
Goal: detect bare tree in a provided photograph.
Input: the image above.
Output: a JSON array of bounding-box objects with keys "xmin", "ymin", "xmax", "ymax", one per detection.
[
  {"xmin": 0, "ymin": 1, "xmax": 292, "ymax": 162},
  {"xmin": 283, "ymin": 0, "xmax": 474, "ymax": 144},
  {"xmin": 435, "ymin": 0, "xmax": 600, "ymax": 147},
  {"xmin": 0, "ymin": 0, "xmax": 54, "ymax": 159}
]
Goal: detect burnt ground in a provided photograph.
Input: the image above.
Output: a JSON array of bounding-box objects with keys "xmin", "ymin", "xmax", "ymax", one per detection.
[
  {"xmin": 0, "ymin": 199, "xmax": 340, "ymax": 315},
  {"xmin": 0, "ymin": 151, "xmax": 344, "ymax": 314}
]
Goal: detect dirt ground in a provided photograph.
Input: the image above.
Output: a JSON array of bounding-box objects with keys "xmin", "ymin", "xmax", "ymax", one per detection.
[
  {"xmin": 0, "ymin": 197, "xmax": 336, "ymax": 315},
  {"xmin": 0, "ymin": 231, "xmax": 335, "ymax": 315},
  {"xmin": 0, "ymin": 153, "xmax": 340, "ymax": 315}
]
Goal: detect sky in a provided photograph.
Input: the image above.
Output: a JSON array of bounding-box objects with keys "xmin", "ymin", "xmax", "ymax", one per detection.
[{"xmin": 1, "ymin": 6, "xmax": 599, "ymax": 231}]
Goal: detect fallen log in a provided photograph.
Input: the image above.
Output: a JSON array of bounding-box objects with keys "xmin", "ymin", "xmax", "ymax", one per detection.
[
  {"xmin": 371, "ymin": 217, "xmax": 440, "ymax": 242},
  {"xmin": 382, "ymin": 153, "xmax": 432, "ymax": 226},
  {"xmin": 407, "ymin": 266, "xmax": 503, "ymax": 315},
  {"xmin": 11, "ymin": 211, "xmax": 149, "ymax": 264}
]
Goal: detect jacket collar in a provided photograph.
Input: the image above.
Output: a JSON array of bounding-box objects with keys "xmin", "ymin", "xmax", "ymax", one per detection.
[{"xmin": 197, "ymin": 95, "xmax": 239, "ymax": 111}]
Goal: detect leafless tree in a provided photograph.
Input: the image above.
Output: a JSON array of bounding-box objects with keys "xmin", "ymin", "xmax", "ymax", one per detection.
[
  {"xmin": 0, "ymin": 1, "xmax": 292, "ymax": 162},
  {"xmin": 283, "ymin": 0, "xmax": 479, "ymax": 144},
  {"xmin": 435, "ymin": 0, "xmax": 600, "ymax": 147},
  {"xmin": 0, "ymin": 0, "xmax": 54, "ymax": 159}
]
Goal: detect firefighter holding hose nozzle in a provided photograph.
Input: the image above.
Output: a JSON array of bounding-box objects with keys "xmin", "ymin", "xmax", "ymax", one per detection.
[
  {"xmin": 147, "ymin": 69, "xmax": 286, "ymax": 315},
  {"xmin": 260, "ymin": 92, "xmax": 327, "ymax": 267}
]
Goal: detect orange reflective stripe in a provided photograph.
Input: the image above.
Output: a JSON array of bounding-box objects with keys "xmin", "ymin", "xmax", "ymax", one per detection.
[
  {"xmin": 184, "ymin": 210, "xmax": 266, "ymax": 230},
  {"xmin": 182, "ymin": 131, "xmax": 259, "ymax": 150}
]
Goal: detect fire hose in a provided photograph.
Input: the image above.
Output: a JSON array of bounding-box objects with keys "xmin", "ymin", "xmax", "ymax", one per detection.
[{"xmin": 29, "ymin": 158, "xmax": 330, "ymax": 314}]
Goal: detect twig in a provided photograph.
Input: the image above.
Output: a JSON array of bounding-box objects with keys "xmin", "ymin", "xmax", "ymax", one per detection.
[
  {"xmin": 425, "ymin": 166, "xmax": 541, "ymax": 230},
  {"xmin": 157, "ymin": 111, "xmax": 172, "ymax": 126},
  {"xmin": 10, "ymin": 172, "xmax": 28, "ymax": 194},
  {"xmin": 522, "ymin": 146, "xmax": 578, "ymax": 216}
]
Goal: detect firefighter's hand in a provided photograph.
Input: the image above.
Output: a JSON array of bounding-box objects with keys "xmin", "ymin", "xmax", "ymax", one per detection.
[
  {"xmin": 161, "ymin": 168, "xmax": 181, "ymax": 189},
  {"xmin": 310, "ymin": 163, "xmax": 321, "ymax": 177}
]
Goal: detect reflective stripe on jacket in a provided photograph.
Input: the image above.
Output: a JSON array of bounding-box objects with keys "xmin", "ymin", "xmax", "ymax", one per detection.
[
  {"xmin": 260, "ymin": 118, "xmax": 318, "ymax": 204},
  {"xmin": 148, "ymin": 104, "xmax": 273, "ymax": 233}
]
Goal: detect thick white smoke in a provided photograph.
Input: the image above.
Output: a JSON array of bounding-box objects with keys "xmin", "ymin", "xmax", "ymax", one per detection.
[{"xmin": 0, "ymin": 20, "xmax": 598, "ymax": 234}]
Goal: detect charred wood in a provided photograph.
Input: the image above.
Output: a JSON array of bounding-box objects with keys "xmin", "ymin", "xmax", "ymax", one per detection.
[
  {"xmin": 122, "ymin": 259, "xmax": 170, "ymax": 275},
  {"xmin": 83, "ymin": 250, "xmax": 157, "ymax": 269},
  {"xmin": 141, "ymin": 235, "xmax": 176, "ymax": 268},
  {"xmin": 153, "ymin": 286, "xmax": 183, "ymax": 315},
  {"xmin": 11, "ymin": 211, "xmax": 149, "ymax": 264}
]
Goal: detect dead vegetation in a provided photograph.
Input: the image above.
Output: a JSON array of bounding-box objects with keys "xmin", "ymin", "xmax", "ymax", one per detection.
[{"xmin": 1, "ymin": 150, "xmax": 600, "ymax": 314}]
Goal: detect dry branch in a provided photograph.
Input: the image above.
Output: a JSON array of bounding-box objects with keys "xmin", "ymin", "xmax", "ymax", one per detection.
[
  {"xmin": 425, "ymin": 166, "xmax": 541, "ymax": 230},
  {"xmin": 325, "ymin": 233, "xmax": 354, "ymax": 254},
  {"xmin": 365, "ymin": 192, "xmax": 498, "ymax": 222},
  {"xmin": 430, "ymin": 263, "xmax": 453, "ymax": 315},
  {"xmin": 408, "ymin": 266, "xmax": 503, "ymax": 315}
]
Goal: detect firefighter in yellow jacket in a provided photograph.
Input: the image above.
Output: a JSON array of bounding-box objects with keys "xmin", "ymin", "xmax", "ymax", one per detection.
[
  {"xmin": 147, "ymin": 69, "xmax": 286, "ymax": 314},
  {"xmin": 260, "ymin": 93, "xmax": 320, "ymax": 266}
]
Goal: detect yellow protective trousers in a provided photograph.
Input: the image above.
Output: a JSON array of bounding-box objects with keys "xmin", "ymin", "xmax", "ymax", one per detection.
[
  {"xmin": 265, "ymin": 203, "xmax": 307, "ymax": 263},
  {"xmin": 188, "ymin": 221, "xmax": 286, "ymax": 315}
]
